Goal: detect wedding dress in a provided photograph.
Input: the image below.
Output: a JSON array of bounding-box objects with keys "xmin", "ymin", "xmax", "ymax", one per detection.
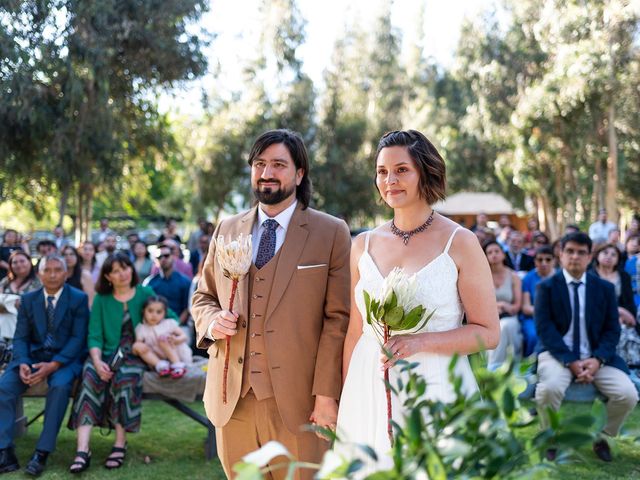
[{"xmin": 334, "ymin": 227, "xmax": 478, "ymax": 474}]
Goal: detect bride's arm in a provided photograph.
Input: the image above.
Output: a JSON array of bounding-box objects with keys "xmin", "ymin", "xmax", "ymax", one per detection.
[
  {"xmin": 342, "ymin": 234, "xmax": 366, "ymax": 384},
  {"xmin": 431, "ymin": 228, "xmax": 500, "ymax": 353},
  {"xmin": 385, "ymin": 228, "xmax": 500, "ymax": 362}
]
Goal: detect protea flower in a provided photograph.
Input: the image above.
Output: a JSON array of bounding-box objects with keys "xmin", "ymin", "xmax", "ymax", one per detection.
[
  {"xmin": 364, "ymin": 267, "xmax": 434, "ymax": 445},
  {"xmin": 216, "ymin": 233, "xmax": 252, "ymax": 403}
]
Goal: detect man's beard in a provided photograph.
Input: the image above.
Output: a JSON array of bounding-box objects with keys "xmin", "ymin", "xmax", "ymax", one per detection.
[{"xmin": 253, "ymin": 180, "xmax": 296, "ymax": 205}]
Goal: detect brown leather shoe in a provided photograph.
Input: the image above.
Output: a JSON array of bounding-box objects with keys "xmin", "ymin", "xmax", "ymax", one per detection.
[{"xmin": 593, "ymin": 439, "xmax": 612, "ymax": 462}]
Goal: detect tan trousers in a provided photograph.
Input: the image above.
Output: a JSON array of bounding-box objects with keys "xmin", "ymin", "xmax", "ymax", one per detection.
[
  {"xmin": 216, "ymin": 392, "xmax": 328, "ymax": 480},
  {"xmin": 535, "ymin": 351, "xmax": 639, "ymax": 436}
]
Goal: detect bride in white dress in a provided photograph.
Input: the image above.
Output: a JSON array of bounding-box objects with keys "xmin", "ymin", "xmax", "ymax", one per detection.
[{"xmin": 335, "ymin": 130, "xmax": 500, "ymax": 474}]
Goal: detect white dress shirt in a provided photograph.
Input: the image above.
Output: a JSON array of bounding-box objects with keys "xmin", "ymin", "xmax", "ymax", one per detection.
[
  {"xmin": 43, "ymin": 287, "xmax": 64, "ymax": 308},
  {"xmin": 561, "ymin": 269, "xmax": 590, "ymax": 359}
]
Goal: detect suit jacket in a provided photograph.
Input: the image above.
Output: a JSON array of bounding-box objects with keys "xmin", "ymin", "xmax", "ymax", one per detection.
[
  {"xmin": 504, "ymin": 251, "xmax": 535, "ymax": 272},
  {"xmin": 534, "ymin": 270, "xmax": 628, "ymax": 373},
  {"xmin": 192, "ymin": 204, "xmax": 351, "ymax": 432},
  {"xmin": 11, "ymin": 284, "xmax": 89, "ymax": 368}
]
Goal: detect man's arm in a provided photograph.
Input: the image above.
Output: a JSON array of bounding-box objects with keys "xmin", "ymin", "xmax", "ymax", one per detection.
[
  {"xmin": 12, "ymin": 297, "xmax": 33, "ymax": 366},
  {"xmin": 311, "ymin": 220, "xmax": 351, "ymax": 400},
  {"xmin": 534, "ymin": 280, "xmax": 577, "ymax": 366},
  {"xmin": 191, "ymin": 223, "xmax": 223, "ymax": 349},
  {"xmin": 591, "ymin": 281, "xmax": 621, "ymax": 364}
]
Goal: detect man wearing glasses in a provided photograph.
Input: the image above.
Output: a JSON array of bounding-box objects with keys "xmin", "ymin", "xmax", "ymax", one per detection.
[{"xmin": 535, "ymin": 232, "xmax": 638, "ymax": 462}]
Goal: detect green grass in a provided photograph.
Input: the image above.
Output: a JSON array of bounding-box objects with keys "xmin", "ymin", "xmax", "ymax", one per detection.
[
  {"xmin": 6, "ymin": 399, "xmax": 640, "ymax": 479},
  {"xmin": 8, "ymin": 398, "xmax": 226, "ymax": 479}
]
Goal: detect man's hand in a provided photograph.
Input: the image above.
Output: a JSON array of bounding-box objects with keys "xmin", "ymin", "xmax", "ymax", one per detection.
[
  {"xmin": 578, "ymin": 357, "xmax": 601, "ymax": 383},
  {"xmin": 19, "ymin": 364, "xmax": 31, "ymax": 384},
  {"xmin": 29, "ymin": 361, "xmax": 61, "ymax": 385},
  {"xmin": 568, "ymin": 360, "xmax": 584, "ymax": 379},
  {"xmin": 209, "ymin": 310, "xmax": 239, "ymax": 340},
  {"xmin": 309, "ymin": 395, "xmax": 338, "ymax": 440}
]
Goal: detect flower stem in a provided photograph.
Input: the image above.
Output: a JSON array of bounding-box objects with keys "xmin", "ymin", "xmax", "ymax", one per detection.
[
  {"xmin": 223, "ymin": 278, "xmax": 239, "ymax": 404},
  {"xmin": 384, "ymin": 324, "xmax": 393, "ymax": 446}
]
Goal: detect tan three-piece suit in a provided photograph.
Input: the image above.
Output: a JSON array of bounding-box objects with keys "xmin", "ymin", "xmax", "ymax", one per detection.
[{"xmin": 191, "ymin": 204, "xmax": 351, "ymax": 479}]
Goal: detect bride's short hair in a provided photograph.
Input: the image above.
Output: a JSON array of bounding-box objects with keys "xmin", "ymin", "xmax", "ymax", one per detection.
[{"xmin": 375, "ymin": 130, "xmax": 446, "ymax": 205}]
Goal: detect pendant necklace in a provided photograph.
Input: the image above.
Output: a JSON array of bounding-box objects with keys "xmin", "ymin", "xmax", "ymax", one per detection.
[{"xmin": 391, "ymin": 210, "xmax": 435, "ymax": 246}]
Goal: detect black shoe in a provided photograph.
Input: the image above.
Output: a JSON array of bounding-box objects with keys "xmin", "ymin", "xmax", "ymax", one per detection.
[
  {"xmin": 593, "ymin": 439, "xmax": 613, "ymax": 462},
  {"xmin": 0, "ymin": 447, "xmax": 19, "ymax": 474},
  {"xmin": 545, "ymin": 448, "xmax": 558, "ymax": 461},
  {"xmin": 69, "ymin": 451, "xmax": 91, "ymax": 474},
  {"xmin": 24, "ymin": 450, "xmax": 48, "ymax": 476}
]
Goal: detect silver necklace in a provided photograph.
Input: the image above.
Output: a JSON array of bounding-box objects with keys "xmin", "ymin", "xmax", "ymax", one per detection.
[{"xmin": 390, "ymin": 210, "xmax": 435, "ymax": 246}]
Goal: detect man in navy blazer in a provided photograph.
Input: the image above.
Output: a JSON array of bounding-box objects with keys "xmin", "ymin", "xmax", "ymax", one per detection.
[
  {"xmin": 0, "ymin": 255, "xmax": 88, "ymax": 476},
  {"xmin": 535, "ymin": 232, "xmax": 638, "ymax": 462}
]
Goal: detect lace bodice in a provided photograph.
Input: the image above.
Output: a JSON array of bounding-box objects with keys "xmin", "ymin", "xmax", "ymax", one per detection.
[{"xmin": 355, "ymin": 227, "xmax": 464, "ymax": 338}]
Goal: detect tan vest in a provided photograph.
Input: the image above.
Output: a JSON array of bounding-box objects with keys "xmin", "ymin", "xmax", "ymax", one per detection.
[{"xmin": 240, "ymin": 249, "xmax": 282, "ymax": 400}]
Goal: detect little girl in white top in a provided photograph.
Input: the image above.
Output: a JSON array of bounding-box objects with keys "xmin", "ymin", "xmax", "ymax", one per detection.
[{"xmin": 133, "ymin": 296, "xmax": 192, "ymax": 379}]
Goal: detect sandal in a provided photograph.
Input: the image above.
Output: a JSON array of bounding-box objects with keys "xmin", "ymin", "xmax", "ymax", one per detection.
[
  {"xmin": 69, "ymin": 451, "xmax": 91, "ymax": 474},
  {"xmin": 104, "ymin": 444, "xmax": 126, "ymax": 470},
  {"xmin": 171, "ymin": 365, "xmax": 186, "ymax": 379}
]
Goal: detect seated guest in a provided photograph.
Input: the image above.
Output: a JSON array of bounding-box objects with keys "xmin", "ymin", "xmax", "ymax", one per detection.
[
  {"xmin": 188, "ymin": 233, "xmax": 210, "ymax": 277},
  {"xmin": 0, "ymin": 230, "xmax": 24, "ymax": 281},
  {"xmin": 535, "ymin": 232, "xmax": 639, "ymax": 462},
  {"xmin": 131, "ymin": 241, "xmax": 152, "ymax": 280},
  {"xmin": 61, "ymin": 246, "xmax": 95, "ymax": 307},
  {"xmin": 35, "ymin": 240, "xmax": 57, "ymax": 259},
  {"xmin": 78, "ymin": 241, "xmax": 100, "ymax": 285},
  {"xmin": 484, "ymin": 240, "xmax": 523, "ymax": 369},
  {"xmin": 149, "ymin": 239, "xmax": 193, "ymax": 279},
  {"xmin": 95, "ymin": 234, "xmax": 117, "ymax": 270},
  {"xmin": 0, "ymin": 251, "xmax": 42, "ymax": 341},
  {"xmin": 67, "ymin": 252, "xmax": 177, "ymax": 473},
  {"xmin": 624, "ymin": 236, "xmax": 640, "ymax": 308},
  {"xmin": 187, "ymin": 217, "xmax": 208, "ymax": 252},
  {"xmin": 143, "ymin": 245, "xmax": 191, "ymax": 331},
  {"xmin": 504, "ymin": 230, "xmax": 535, "ymax": 274},
  {"xmin": 590, "ymin": 243, "xmax": 639, "ymax": 368},
  {"xmin": 0, "ymin": 255, "xmax": 88, "ymax": 476},
  {"xmin": 157, "ymin": 218, "xmax": 182, "ymax": 245},
  {"xmin": 520, "ymin": 246, "xmax": 555, "ymax": 357},
  {"xmin": 526, "ymin": 231, "xmax": 549, "ymax": 256}
]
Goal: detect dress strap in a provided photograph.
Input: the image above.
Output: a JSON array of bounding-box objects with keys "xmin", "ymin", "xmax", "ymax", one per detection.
[
  {"xmin": 364, "ymin": 231, "xmax": 371, "ymax": 253},
  {"xmin": 443, "ymin": 227, "xmax": 462, "ymax": 254}
]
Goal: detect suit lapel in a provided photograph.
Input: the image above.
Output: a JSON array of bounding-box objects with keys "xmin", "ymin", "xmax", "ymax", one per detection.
[
  {"xmin": 33, "ymin": 291, "xmax": 48, "ymax": 340},
  {"xmin": 585, "ymin": 273, "xmax": 596, "ymax": 342},
  {"xmin": 555, "ymin": 273, "xmax": 572, "ymax": 328},
  {"xmin": 237, "ymin": 207, "xmax": 258, "ymax": 316},
  {"xmin": 54, "ymin": 285, "xmax": 69, "ymax": 330},
  {"xmin": 265, "ymin": 206, "xmax": 309, "ymax": 321}
]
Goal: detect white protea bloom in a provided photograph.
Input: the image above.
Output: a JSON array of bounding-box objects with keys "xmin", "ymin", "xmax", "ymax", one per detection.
[
  {"xmin": 241, "ymin": 441, "xmax": 291, "ymax": 467},
  {"xmin": 216, "ymin": 233, "xmax": 253, "ymax": 280},
  {"xmin": 379, "ymin": 266, "xmax": 420, "ymax": 312}
]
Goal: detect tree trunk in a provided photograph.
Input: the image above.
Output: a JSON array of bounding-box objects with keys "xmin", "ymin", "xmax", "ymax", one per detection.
[
  {"xmin": 76, "ymin": 182, "xmax": 93, "ymax": 244},
  {"xmin": 594, "ymin": 155, "xmax": 604, "ymax": 217},
  {"xmin": 58, "ymin": 183, "xmax": 70, "ymax": 226},
  {"xmin": 605, "ymin": 103, "xmax": 618, "ymax": 223}
]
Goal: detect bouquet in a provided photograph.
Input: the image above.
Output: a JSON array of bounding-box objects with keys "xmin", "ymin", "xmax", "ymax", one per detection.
[
  {"xmin": 216, "ymin": 233, "xmax": 253, "ymax": 404},
  {"xmin": 363, "ymin": 267, "xmax": 434, "ymax": 444}
]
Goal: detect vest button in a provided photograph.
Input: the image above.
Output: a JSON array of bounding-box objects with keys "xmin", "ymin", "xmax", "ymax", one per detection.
[
  {"xmin": 251, "ymin": 313, "xmax": 256, "ymax": 318},
  {"xmin": 251, "ymin": 333, "xmax": 256, "ymax": 338},
  {"xmin": 238, "ymin": 357, "xmax": 243, "ymax": 364},
  {"xmin": 242, "ymin": 321, "xmax": 247, "ymax": 328},
  {"xmin": 252, "ymin": 294, "xmax": 258, "ymax": 299},
  {"xmin": 250, "ymin": 351, "xmax": 256, "ymax": 357}
]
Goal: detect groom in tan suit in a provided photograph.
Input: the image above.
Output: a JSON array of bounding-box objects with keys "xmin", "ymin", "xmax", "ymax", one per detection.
[{"xmin": 192, "ymin": 129, "xmax": 351, "ymax": 479}]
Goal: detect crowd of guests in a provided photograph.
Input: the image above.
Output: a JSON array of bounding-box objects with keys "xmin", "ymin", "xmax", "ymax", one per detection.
[
  {"xmin": 472, "ymin": 210, "xmax": 640, "ymax": 373},
  {"xmin": 0, "ymin": 218, "xmax": 212, "ymax": 475}
]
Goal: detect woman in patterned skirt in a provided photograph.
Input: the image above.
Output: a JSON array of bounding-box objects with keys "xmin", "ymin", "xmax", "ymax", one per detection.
[{"xmin": 68, "ymin": 252, "xmax": 176, "ymax": 472}]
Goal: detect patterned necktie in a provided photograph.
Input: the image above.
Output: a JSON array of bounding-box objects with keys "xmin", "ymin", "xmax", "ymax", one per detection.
[
  {"xmin": 44, "ymin": 295, "xmax": 55, "ymax": 350},
  {"xmin": 570, "ymin": 281, "xmax": 582, "ymax": 357},
  {"xmin": 255, "ymin": 219, "xmax": 279, "ymax": 269}
]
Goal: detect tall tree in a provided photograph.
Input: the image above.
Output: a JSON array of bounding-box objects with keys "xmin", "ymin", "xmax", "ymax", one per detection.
[{"xmin": 0, "ymin": 0, "xmax": 208, "ymax": 238}]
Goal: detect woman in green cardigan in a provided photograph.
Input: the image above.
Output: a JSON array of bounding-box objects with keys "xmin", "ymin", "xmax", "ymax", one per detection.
[{"xmin": 68, "ymin": 252, "xmax": 175, "ymax": 472}]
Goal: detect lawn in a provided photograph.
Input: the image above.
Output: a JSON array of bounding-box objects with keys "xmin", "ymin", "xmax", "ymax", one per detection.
[{"xmin": 6, "ymin": 399, "xmax": 640, "ymax": 479}]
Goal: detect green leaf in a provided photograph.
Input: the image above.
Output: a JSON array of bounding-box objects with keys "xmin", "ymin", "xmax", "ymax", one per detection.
[
  {"xmin": 385, "ymin": 306, "xmax": 404, "ymax": 328},
  {"xmin": 502, "ymin": 388, "xmax": 515, "ymax": 418},
  {"xmin": 388, "ymin": 290, "xmax": 398, "ymax": 310},
  {"xmin": 233, "ymin": 463, "xmax": 263, "ymax": 480}
]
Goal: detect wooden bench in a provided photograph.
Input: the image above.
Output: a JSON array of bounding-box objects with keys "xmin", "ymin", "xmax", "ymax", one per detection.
[{"xmin": 13, "ymin": 364, "xmax": 217, "ymax": 461}]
